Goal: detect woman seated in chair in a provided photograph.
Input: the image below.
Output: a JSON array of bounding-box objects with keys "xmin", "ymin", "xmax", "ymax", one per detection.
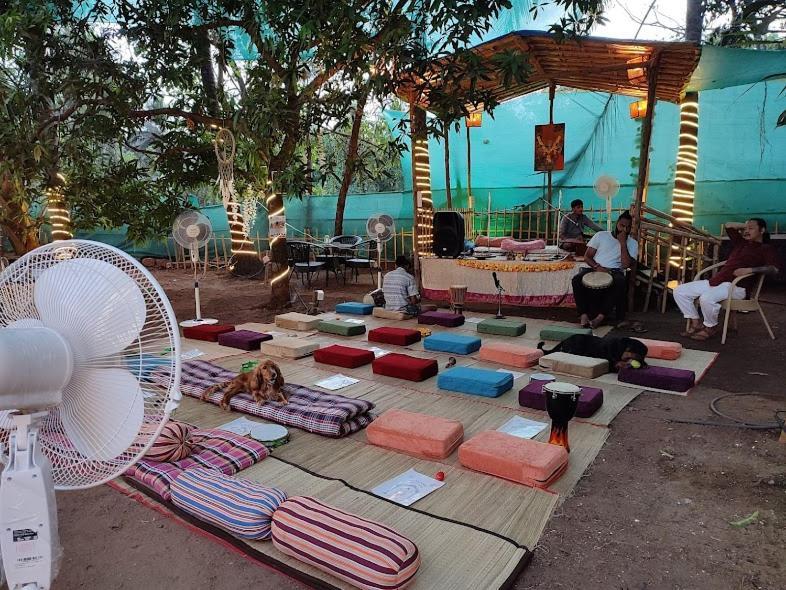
[{"xmin": 674, "ymin": 218, "xmax": 781, "ymax": 341}]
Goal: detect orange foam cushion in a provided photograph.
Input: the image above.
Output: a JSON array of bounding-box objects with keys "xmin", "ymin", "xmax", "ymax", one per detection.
[
  {"xmin": 458, "ymin": 431, "xmax": 568, "ymax": 488},
  {"xmin": 478, "ymin": 342, "xmax": 543, "ymax": 368},
  {"xmin": 366, "ymin": 409, "xmax": 464, "ymax": 460},
  {"xmin": 634, "ymin": 338, "xmax": 683, "ymax": 360}
]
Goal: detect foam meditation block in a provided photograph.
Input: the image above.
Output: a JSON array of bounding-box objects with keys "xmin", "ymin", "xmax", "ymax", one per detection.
[
  {"xmin": 538, "ymin": 325, "xmax": 593, "ymax": 342},
  {"xmin": 423, "ymin": 332, "xmax": 481, "ymax": 355},
  {"xmin": 274, "ymin": 312, "xmax": 323, "ymax": 331},
  {"xmin": 217, "ymin": 329, "xmax": 272, "ymax": 351},
  {"xmin": 171, "ymin": 468, "xmax": 287, "ymax": 540},
  {"xmin": 458, "ymin": 430, "xmax": 569, "ymax": 488},
  {"xmin": 538, "ymin": 352, "xmax": 609, "ymax": 378},
  {"xmin": 271, "ymin": 496, "xmax": 421, "ymax": 590},
  {"xmin": 366, "ymin": 409, "xmax": 464, "ymax": 459},
  {"xmin": 182, "ymin": 323, "xmax": 235, "ymax": 342},
  {"xmin": 318, "ymin": 319, "xmax": 366, "ymax": 337},
  {"xmin": 335, "ymin": 301, "xmax": 374, "ymax": 315},
  {"xmin": 476, "ymin": 318, "xmax": 527, "ymax": 337},
  {"xmin": 519, "ymin": 381, "xmax": 604, "ymax": 418},
  {"xmin": 634, "ymin": 338, "xmax": 682, "ymax": 360},
  {"xmin": 437, "ymin": 366, "xmax": 513, "ymax": 398},
  {"xmin": 372, "ymin": 307, "xmax": 413, "ymax": 320},
  {"xmin": 368, "ymin": 326, "xmax": 421, "ymax": 346},
  {"xmin": 314, "ymin": 344, "xmax": 375, "ymax": 369},
  {"xmin": 259, "ymin": 337, "xmax": 319, "ymax": 359},
  {"xmin": 372, "ymin": 353, "xmax": 438, "ymax": 382},
  {"xmin": 618, "ymin": 365, "xmax": 695, "ymax": 392},
  {"xmin": 418, "ymin": 310, "xmax": 465, "ymax": 327},
  {"xmin": 478, "ymin": 342, "xmax": 543, "ymax": 368}
]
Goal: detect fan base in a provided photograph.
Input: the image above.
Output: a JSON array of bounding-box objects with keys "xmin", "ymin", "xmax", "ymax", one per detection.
[{"xmin": 179, "ymin": 318, "xmax": 219, "ymax": 328}]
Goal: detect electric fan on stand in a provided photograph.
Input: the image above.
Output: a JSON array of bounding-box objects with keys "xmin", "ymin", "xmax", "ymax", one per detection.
[
  {"xmin": 172, "ymin": 210, "xmax": 218, "ymax": 328},
  {"xmin": 0, "ymin": 239, "xmax": 181, "ymax": 590},
  {"xmin": 593, "ymin": 175, "xmax": 620, "ymax": 231},
  {"xmin": 365, "ymin": 213, "xmax": 395, "ymax": 296}
]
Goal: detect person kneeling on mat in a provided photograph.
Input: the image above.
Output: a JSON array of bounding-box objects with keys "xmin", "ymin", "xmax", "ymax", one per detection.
[
  {"xmin": 572, "ymin": 211, "xmax": 637, "ymax": 329},
  {"xmin": 383, "ymin": 254, "xmax": 421, "ymax": 316},
  {"xmin": 673, "ymin": 218, "xmax": 780, "ymax": 341}
]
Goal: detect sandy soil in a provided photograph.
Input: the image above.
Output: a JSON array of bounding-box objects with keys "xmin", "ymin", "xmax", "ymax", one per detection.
[{"xmin": 55, "ymin": 268, "xmax": 786, "ymax": 590}]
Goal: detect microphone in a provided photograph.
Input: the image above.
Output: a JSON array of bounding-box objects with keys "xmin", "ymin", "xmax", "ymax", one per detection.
[{"xmin": 492, "ymin": 271, "xmax": 503, "ymax": 292}]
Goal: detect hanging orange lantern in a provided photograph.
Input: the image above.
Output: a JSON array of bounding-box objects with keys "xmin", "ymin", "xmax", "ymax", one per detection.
[
  {"xmin": 465, "ymin": 112, "xmax": 483, "ymax": 128},
  {"xmin": 629, "ymin": 99, "xmax": 648, "ymax": 120}
]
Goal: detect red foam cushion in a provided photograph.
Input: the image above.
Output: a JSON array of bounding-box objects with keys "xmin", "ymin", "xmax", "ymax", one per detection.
[
  {"xmin": 372, "ymin": 353, "xmax": 438, "ymax": 382},
  {"xmin": 314, "ymin": 344, "xmax": 375, "ymax": 369},
  {"xmin": 368, "ymin": 327, "xmax": 421, "ymax": 346},
  {"xmin": 182, "ymin": 324, "xmax": 236, "ymax": 342}
]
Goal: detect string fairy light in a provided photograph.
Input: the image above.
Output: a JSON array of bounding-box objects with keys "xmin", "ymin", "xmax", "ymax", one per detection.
[{"xmin": 46, "ymin": 175, "xmax": 73, "ymax": 241}]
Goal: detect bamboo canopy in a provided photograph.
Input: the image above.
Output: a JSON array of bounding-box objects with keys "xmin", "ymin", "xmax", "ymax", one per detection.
[{"xmin": 398, "ymin": 31, "xmax": 701, "ymax": 108}]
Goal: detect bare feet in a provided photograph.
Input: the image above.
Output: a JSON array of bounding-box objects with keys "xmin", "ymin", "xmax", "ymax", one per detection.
[
  {"xmin": 590, "ymin": 314, "xmax": 605, "ymax": 329},
  {"xmin": 579, "ymin": 314, "xmax": 590, "ymax": 328},
  {"xmin": 690, "ymin": 326, "xmax": 716, "ymax": 341},
  {"xmin": 680, "ymin": 319, "xmax": 702, "ymax": 337}
]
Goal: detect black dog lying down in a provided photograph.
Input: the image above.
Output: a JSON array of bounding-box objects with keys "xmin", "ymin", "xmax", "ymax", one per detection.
[{"xmin": 538, "ymin": 334, "xmax": 648, "ymax": 372}]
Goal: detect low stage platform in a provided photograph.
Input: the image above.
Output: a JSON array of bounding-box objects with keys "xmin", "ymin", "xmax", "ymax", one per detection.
[{"xmin": 420, "ymin": 257, "xmax": 580, "ymax": 307}]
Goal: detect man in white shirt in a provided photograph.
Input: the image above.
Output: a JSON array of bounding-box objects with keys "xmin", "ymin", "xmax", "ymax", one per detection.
[
  {"xmin": 571, "ymin": 211, "xmax": 638, "ymax": 328},
  {"xmin": 383, "ymin": 255, "xmax": 421, "ymax": 315}
]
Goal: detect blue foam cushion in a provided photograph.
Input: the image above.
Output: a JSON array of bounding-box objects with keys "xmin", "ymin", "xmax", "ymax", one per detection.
[
  {"xmin": 335, "ymin": 302, "xmax": 375, "ymax": 315},
  {"xmin": 437, "ymin": 367, "xmax": 514, "ymax": 398},
  {"xmin": 423, "ymin": 333, "xmax": 482, "ymax": 355}
]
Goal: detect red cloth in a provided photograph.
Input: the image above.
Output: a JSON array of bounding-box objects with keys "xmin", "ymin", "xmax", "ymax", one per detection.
[
  {"xmin": 314, "ymin": 344, "xmax": 375, "ymax": 368},
  {"xmin": 182, "ymin": 324, "xmax": 235, "ymax": 342},
  {"xmin": 372, "ymin": 353, "xmax": 438, "ymax": 382},
  {"xmin": 709, "ymin": 228, "xmax": 781, "ymax": 290},
  {"xmin": 368, "ymin": 327, "xmax": 421, "ymax": 346}
]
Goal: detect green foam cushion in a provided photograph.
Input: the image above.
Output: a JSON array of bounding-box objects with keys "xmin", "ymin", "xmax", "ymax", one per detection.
[
  {"xmin": 538, "ymin": 325, "xmax": 593, "ymax": 341},
  {"xmin": 318, "ymin": 320, "xmax": 366, "ymax": 337},
  {"xmin": 477, "ymin": 318, "xmax": 527, "ymax": 337}
]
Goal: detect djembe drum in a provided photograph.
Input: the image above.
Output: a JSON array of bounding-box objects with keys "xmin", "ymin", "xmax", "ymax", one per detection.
[
  {"xmin": 449, "ymin": 284, "xmax": 468, "ymax": 315},
  {"xmin": 544, "ymin": 382, "xmax": 581, "ymax": 452},
  {"xmin": 581, "ymin": 271, "xmax": 613, "ymax": 290}
]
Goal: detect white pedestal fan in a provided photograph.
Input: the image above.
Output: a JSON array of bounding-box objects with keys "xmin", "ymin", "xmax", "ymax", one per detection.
[
  {"xmin": 365, "ymin": 213, "xmax": 395, "ymax": 295},
  {"xmin": 0, "ymin": 240, "xmax": 181, "ymax": 590},
  {"xmin": 172, "ymin": 210, "xmax": 218, "ymax": 328},
  {"xmin": 593, "ymin": 175, "xmax": 620, "ymax": 231}
]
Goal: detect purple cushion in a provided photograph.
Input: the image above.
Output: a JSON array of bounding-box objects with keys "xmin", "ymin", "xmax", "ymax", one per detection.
[
  {"xmin": 217, "ymin": 330, "xmax": 273, "ymax": 350},
  {"xmin": 518, "ymin": 381, "xmax": 604, "ymax": 418},
  {"xmin": 418, "ymin": 311, "xmax": 465, "ymax": 327},
  {"xmin": 618, "ymin": 365, "xmax": 695, "ymax": 392}
]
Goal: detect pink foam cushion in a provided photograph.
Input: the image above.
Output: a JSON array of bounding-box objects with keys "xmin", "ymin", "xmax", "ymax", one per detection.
[
  {"xmin": 314, "ymin": 344, "xmax": 375, "ymax": 368},
  {"xmin": 474, "ymin": 235, "xmax": 505, "ymax": 248},
  {"xmin": 372, "ymin": 353, "xmax": 438, "ymax": 382},
  {"xmin": 272, "ymin": 496, "xmax": 420, "ymax": 590},
  {"xmin": 368, "ymin": 327, "xmax": 421, "ymax": 346},
  {"xmin": 634, "ymin": 338, "xmax": 683, "ymax": 360},
  {"xmin": 478, "ymin": 342, "xmax": 543, "ymax": 368},
  {"xmin": 500, "ymin": 238, "xmax": 546, "ymax": 253},
  {"xmin": 366, "ymin": 409, "xmax": 464, "ymax": 459},
  {"xmin": 458, "ymin": 431, "xmax": 568, "ymax": 488},
  {"xmin": 182, "ymin": 324, "xmax": 235, "ymax": 342}
]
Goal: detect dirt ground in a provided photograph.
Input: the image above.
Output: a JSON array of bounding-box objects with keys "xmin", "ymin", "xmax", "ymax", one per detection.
[{"xmin": 55, "ymin": 268, "xmax": 786, "ymax": 590}]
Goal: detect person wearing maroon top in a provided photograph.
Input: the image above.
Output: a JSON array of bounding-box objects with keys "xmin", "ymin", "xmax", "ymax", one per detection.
[{"xmin": 673, "ymin": 218, "xmax": 780, "ymax": 341}]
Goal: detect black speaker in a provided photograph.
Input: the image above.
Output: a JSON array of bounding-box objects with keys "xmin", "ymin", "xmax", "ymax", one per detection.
[{"xmin": 432, "ymin": 211, "xmax": 465, "ymax": 258}]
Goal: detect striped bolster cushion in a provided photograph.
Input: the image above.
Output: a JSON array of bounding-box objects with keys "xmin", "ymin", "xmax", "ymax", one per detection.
[
  {"xmin": 171, "ymin": 469, "xmax": 287, "ymax": 540},
  {"xmin": 271, "ymin": 496, "xmax": 420, "ymax": 590},
  {"xmin": 143, "ymin": 420, "xmax": 194, "ymax": 462}
]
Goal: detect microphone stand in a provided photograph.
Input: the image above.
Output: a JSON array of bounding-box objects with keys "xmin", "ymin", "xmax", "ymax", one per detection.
[{"xmin": 495, "ymin": 284, "xmax": 505, "ymax": 319}]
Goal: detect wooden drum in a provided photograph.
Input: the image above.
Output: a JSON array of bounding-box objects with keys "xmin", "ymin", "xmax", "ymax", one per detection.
[
  {"xmin": 581, "ymin": 271, "xmax": 613, "ymax": 290},
  {"xmin": 449, "ymin": 284, "xmax": 468, "ymax": 315}
]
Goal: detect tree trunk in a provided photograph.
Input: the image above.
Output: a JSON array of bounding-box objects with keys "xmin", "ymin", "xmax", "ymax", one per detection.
[
  {"xmin": 443, "ymin": 121, "xmax": 451, "ymax": 208},
  {"xmin": 335, "ymin": 89, "xmax": 369, "ymax": 236},
  {"xmin": 685, "ymin": 0, "xmax": 704, "ymax": 43},
  {"xmin": 1, "ymin": 177, "xmax": 40, "ymax": 254},
  {"xmin": 196, "ymin": 29, "xmax": 222, "ymax": 116}
]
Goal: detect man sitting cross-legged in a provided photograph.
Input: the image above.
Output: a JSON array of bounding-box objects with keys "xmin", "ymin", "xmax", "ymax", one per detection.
[
  {"xmin": 673, "ymin": 218, "xmax": 780, "ymax": 341},
  {"xmin": 382, "ymin": 254, "xmax": 421, "ymax": 316},
  {"xmin": 571, "ymin": 211, "xmax": 637, "ymax": 329},
  {"xmin": 558, "ymin": 198, "xmax": 604, "ymax": 255}
]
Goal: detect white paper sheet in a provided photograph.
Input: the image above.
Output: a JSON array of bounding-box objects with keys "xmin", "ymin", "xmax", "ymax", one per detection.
[
  {"xmin": 496, "ymin": 368, "xmax": 526, "ymax": 380},
  {"xmin": 181, "ymin": 349, "xmax": 205, "ymax": 360},
  {"xmin": 367, "ymin": 346, "xmax": 390, "ymax": 358},
  {"xmin": 371, "ymin": 469, "xmax": 445, "ymax": 506},
  {"xmin": 342, "ymin": 318, "xmax": 365, "ymax": 324},
  {"xmin": 497, "ymin": 416, "xmax": 547, "ymax": 440},
  {"xmin": 315, "ymin": 374, "xmax": 360, "ymax": 391},
  {"xmin": 217, "ymin": 417, "xmax": 256, "ymax": 436},
  {"xmin": 463, "ymin": 317, "xmax": 484, "ymax": 324}
]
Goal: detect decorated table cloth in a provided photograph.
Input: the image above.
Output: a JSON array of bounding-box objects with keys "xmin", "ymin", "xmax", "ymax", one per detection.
[
  {"xmin": 421, "ymin": 257, "xmax": 581, "ymax": 307},
  {"xmin": 156, "ymin": 360, "xmax": 375, "ymax": 437}
]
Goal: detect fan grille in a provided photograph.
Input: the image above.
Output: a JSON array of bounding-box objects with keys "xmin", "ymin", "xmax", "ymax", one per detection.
[
  {"xmin": 0, "ymin": 241, "xmax": 180, "ymax": 489},
  {"xmin": 173, "ymin": 210, "xmax": 213, "ymax": 249}
]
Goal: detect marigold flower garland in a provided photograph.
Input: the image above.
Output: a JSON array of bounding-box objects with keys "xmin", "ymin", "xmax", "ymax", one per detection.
[{"xmin": 456, "ymin": 259, "xmax": 575, "ymax": 272}]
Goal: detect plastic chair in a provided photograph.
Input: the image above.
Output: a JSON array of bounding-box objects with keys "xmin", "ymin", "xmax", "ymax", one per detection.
[
  {"xmin": 685, "ymin": 261, "xmax": 775, "ymax": 344},
  {"xmin": 286, "ymin": 241, "xmax": 326, "ymax": 287}
]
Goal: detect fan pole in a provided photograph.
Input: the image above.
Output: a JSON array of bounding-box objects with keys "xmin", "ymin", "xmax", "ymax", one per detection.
[
  {"xmin": 377, "ymin": 238, "xmax": 382, "ymax": 290},
  {"xmin": 194, "ymin": 280, "xmax": 203, "ymax": 321}
]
